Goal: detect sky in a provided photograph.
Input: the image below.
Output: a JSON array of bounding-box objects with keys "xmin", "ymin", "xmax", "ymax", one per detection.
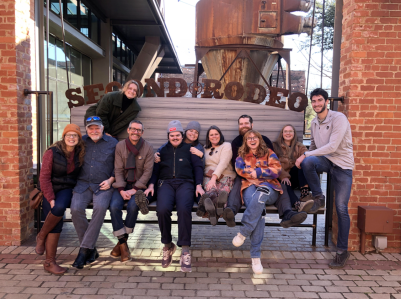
[{"xmin": 164, "ymin": 0, "xmax": 332, "ymax": 94}]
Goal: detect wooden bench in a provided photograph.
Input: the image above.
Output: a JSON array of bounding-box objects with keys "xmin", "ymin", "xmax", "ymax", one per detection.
[{"xmin": 36, "ymin": 96, "xmax": 327, "ymax": 247}]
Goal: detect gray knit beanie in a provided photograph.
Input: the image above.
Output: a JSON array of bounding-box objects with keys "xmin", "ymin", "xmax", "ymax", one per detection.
[
  {"xmin": 167, "ymin": 120, "xmax": 184, "ymax": 134},
  {"xmin": 185, "ymin": 121, "xmax": 201, "ymax": 134}
]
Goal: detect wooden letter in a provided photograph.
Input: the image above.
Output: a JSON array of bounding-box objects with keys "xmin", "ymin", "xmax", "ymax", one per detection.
[
  {"xmin": 66, "ymin": 87, "xmax": 84, "ymax": 108},
  {"xmin": 145, "ymin": 78, "xmax": 164, "ymax": 97},
  {"xmin": 105, "ymin": 81, "xmax": 122, "ymax": 94},
  {"xmin": 244, "ymin": 83, "xmax": 266, "ymax": 104},
  {"xmin": 201, "ymin": 79, "xmax": 223, "ymax": 99},
  {"xmin": 266, "ymin": 86, "xmax": 289, "ymax": 108},
  {"xmin": 84, "ymin": 83, "xmax": 104, "ymax": 104},
  {"xmin": 224, "ymin": 81, "xmax": 244, "ymax": 101},
  {"xmin": 288, "ymin": 92, "xmax": 308, "ymax": 112},
  {"xmin": 158, "ymin": 78, "xmax": 187, "ymax": 97}
]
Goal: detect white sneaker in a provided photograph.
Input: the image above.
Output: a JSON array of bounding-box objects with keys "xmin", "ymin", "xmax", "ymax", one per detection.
[
  {"xmin": 252, "ymin": 258, "xmax": 263, "ymax": 274},
  {"xmin": 232, "ymin": 232, "xmax": 246, "ymax": 247}
]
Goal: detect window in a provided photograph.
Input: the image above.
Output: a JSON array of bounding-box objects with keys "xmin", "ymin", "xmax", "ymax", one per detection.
[{"xmin": 113, "ymin": 31, "xmax": 135, "ymax": 68}]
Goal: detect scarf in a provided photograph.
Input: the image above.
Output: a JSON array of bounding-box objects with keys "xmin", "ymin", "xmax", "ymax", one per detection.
[{"xmin": 125, "ymin": 137, "xmax": 144, "ymax": 183}]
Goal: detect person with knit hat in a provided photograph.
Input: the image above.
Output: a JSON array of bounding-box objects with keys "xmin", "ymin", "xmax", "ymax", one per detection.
[
  {"xmin": 36, "ymin": 124, "xmax": 85, "ymax": 275},
  {"xmin": 84, "ymin": 80, "xmax": 141, "ymax": 140},
  {"xmin": 145, "ymin": 120, "xmax": 205, "ymax": 273}
]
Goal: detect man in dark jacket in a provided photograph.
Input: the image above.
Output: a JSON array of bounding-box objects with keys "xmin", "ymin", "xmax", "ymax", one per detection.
[
  {"xmin": 145, "ymin": 120, "xmax": 204, "ymax": 273},
  {"xmin": 84, "ymin": 80, "xmax": 141, "ymax": 139}
]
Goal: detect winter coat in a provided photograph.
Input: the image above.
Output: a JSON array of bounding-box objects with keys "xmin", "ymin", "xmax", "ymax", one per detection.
[{"xmin": 273, "ymin": 141, "xmax": 307, "ymax": 180}]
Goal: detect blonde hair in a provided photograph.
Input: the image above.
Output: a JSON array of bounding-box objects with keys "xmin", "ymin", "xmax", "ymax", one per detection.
[
  {"xmin": 121, "ymin": 80, "xmax": 139, "ymax": 95},
  {"xmin": 238, "ymin": 130, "xmax": 269, "ymax": 159}
]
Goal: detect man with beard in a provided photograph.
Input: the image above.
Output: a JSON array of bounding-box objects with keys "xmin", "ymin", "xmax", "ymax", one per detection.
[
  {"xmin": 109, "ymin": 120, "xmax": 154, "ymax": 262},
  {"xmin": 70, "ymin": 117, "xmax": 118, "ymax": 269},
  {"xmin": 85, "ymin": 80, "xmax": 141, "ymax": 140},
  {"xmin": 295, "ymin": 88, "xmax": 354, "ymax": 269},
  {"xmin": 145, "ymin": 120, "xmax": 204, "ymax": 273}
]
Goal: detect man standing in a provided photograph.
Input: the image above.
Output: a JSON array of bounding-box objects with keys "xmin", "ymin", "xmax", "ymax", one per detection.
[
  {"xmin": 222, "ymin": 115, "xmax": 274, "ymax": 226},
  {"xmin": 145, "ymin": 120, "xmax": 204, "ymax": 273},
  {"xmin": 70, "ymin": 117, "xmax": 118, "ymax": 269},
  {"xmin": 296, "ymin": 88, "xmax": 354, "ymax": 269},
  {"xmin": 109, "ymin": 120, "xmax": 154, "ymax": 262}
]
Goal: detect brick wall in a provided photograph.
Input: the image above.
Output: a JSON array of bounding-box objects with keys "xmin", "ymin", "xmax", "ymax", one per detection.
[
  {"xmin": 339, "ymin": 0, "xmax": 401, "ymax": 252},
  {"xmin": 0, "ymin": 0, "xmax": 35, "ymax": 245}
]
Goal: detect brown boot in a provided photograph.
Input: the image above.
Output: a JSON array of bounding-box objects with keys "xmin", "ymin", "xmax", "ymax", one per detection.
[
  {"xmin": 44, "ymin": 233, "xmax": 67, "ymax": 275},
  {"xmin": 110, "ymin": 241, "xmax": 121, "ymax": 258},
  {"xmin": 119, "ymin": 242, "xmax": 131, "ymax": 262},
  {"xmin": 36, "ymin": 212, "xmax": 63, "ymax": 255}
]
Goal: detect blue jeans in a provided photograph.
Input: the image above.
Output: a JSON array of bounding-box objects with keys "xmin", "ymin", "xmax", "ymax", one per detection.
[
  {"xmin": 42, "ymin": 189, "xmax": 73, "ymax": 233},
  {"xmin": 240, "ymin": 185, "xmax": 279, "ymax": 258},
  {"xmin": 301, "ymin": 156, "xmax": 353, "ymax": 250},
  {"xmin": 109, "ymin": 188, "xmax": 140, "ymax": 237}
]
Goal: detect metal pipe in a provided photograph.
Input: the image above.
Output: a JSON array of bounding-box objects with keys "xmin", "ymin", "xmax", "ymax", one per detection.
[
  {"xmin": 305, "ymin": 0, "xmax": 316, "ymax": 97},
  {"xmin": 46, "ymin": 0, "xmax": 53, "ymax": 146},
  {"xmin": 331, "ymin": 0, "xmax": 343, "ymax": 111},
  {"xmin": 321, "ymin": 0, "xmax": 326, "ymax": 88}
]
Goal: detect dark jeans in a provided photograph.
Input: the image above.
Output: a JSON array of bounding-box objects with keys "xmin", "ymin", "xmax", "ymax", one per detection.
[
  {"xmin": 156, "ymin": 179, "xmax": 194, "ymax": 247},
  {"xmin": 274, "ymin": 182, "xmax": 293, "ymax": 219},
  {"xmin": 286, "ymin": 166, "xmax": 309, "ymax": 206},
  {"xmin": 42, "ymin": 188, "xmax": 73, "ymax": 233},
  {"xmin": 301, "ymin": 156, "xmax": 352, "ymax": 250},
  {"xmin": 226, "ymin": 176, "xmax": 242, "ymax": 215}
]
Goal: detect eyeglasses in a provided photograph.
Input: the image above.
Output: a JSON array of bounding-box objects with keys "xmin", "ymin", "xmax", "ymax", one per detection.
[
  {"xmin": 247, "ymin": 137, "xmax": 258, "ymax": 141},
  {"xmin": 129, "ymin": 128, "xmax": 142, "ymax": 133},
  {"xmin": 65, "ymin": 134, "xmax": 79, "ymax": 139},
  {"xmin": 209, "ymin": 147, "xmax": 215, "ymax": 156},
  {"xmin": 283, "ymin": 130, "xmax": 294, "ymax": 134},
  {"xmin": 86, "ymin": 116, "xmax": 101, "ymax": 122}
]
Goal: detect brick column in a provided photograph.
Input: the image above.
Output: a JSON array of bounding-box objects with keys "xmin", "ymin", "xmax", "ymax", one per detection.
[
  {"xmin": 0, "ymin": 0, "xmax": 35, "ymax": 245},
  {"xmin": 339, "ymin": 0, "xmax": 401, "ymax": 252}
]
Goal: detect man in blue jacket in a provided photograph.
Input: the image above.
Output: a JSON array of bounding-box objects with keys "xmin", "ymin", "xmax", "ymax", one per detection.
[{"xmin": 145, "ymin": 120, "xmax": 204, "ymax": 273}]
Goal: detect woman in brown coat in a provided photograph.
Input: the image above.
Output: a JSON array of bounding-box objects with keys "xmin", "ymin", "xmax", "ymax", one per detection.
[{"xmin": 273, "ymin": 125, "xmax": 314, "ymax": 212}]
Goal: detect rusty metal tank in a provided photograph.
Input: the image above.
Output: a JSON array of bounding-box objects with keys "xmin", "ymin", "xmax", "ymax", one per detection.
[{"xmin": 195, "ymin": 0, "xmax": 312, "ymax": 99}]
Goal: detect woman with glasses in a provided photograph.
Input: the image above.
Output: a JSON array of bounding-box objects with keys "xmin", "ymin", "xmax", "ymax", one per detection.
[
  {"xmin": 232, "ymin": 130, "xmax": 282, "ymax": 274},
  {"xmin": 36, "ymin": 124, "xmax": 85, "ymax": 275},
  {"xmin": 273, "ymin": 124, "xmax": 314, "ymax": 212},
  {"xmin": 84, "ymin": 80, "xmax": 141, "ymax": 140},
  {"xmin": 196, "ymin": 126, "xmax": 236, "ymax": 225}
]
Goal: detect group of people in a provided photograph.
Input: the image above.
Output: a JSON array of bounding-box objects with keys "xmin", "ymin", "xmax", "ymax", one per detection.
[{"xmin": 35, "ymin": 80, "xmax": 354, "ymax": 276}]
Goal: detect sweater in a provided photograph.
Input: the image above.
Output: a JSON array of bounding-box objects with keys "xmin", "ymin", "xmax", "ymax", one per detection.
[
  {"xmin": 204, "ymin": 142, "xmax": 236, "ymax": 179},
  {"xmin": 306, "ymin": 110, "xmax": 354, "ymax": 170},
  {"xmin": 112, "ymin": 138, "xmax": 154, "ymax": 191},
  {"xmin": 273, "ymin": 141, "xmax": 307, "ymax": 180}
]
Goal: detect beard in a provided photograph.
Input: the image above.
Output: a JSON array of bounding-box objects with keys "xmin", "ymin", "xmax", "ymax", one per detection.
[
  {"xmin": 314, "ymin": 103, "xmax": 327, "ymax": 114},
  {"xmin": 90, "ymin": 135, "xmax": 101, "ymax": 141},
  {"xmin": 239, "ymin": 126, "xmax": 251, "ymax": 136}
]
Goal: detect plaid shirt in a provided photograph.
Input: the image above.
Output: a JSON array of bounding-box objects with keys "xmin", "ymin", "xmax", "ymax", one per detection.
[{"xmin": 235, "ymin": 149, "xmax": 283, "ymax": 200}]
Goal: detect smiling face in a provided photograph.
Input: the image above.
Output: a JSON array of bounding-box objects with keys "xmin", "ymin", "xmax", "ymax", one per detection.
[
  {"xmin": 311, "ymin": 95, "xmax": 329, "ymax": 115},
  {"xmin": 246, "ymin": 133, "xmax": 260, "ymax": 151},
  {"xmin": 238, "ymin": 117, "xmax": 253, "ymax": 136},
  {"xmin": 86, "ymin": 125, "xmax": 103, "ymax": 141},
  {"xmin": 282, "ymin": 126, "xmax": 295, "ymax": 143},
  {"xmin": 64, "ymin": 131, "xmax": 79, "ymax": 148},
  {"xmin": 124, "ymin": 83, "xmax": 138, "ymax": 99},
  {"xmin": 208, "ymin": 129, "xmax": 221, "ymax": 147},
  {"xmin": 169, "ymin": 131, "xmax": 183, "ymax": 147},
  {"xmin": 185, "ymin": 129, "xmax": 199, "ymax": 143},
  {"xmin": 127, "ymin": 122, "xmax": 143, "ymax": 144}
]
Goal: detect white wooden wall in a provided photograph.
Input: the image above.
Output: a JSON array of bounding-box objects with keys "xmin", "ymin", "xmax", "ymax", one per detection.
[{"xmin": 71, "ymin": 97, "xmax": 304, "ymax": 150}]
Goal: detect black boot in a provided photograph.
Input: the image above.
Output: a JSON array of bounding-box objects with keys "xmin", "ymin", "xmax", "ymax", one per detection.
[
  {"xmin": 309, "ymin": 194, "xmax": 326, "ymax": 214},
  {"xmin": 280, "ymin": 211, "xmax": 307, "ymax": 228},
  {"xmin": 72, "ymin": 247, "xmax": 90, "ymax": 269},
  {"xmin": 86, "ymin": 247, "xmax": 99, "ymax": 264}
]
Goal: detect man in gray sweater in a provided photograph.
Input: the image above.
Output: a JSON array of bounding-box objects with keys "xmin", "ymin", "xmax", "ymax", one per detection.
[{"xmin": 295, "ymin": 88, "xmax": 354, "ymax": 269}]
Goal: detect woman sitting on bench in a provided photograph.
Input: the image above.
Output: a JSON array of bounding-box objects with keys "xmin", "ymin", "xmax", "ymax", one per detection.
[
  {"xmin": 232, "ymin": 129, "xmax": 282, "ymax": 275},
  {"xmin": 273, "ymin": 124, "xmax": 314, "ymax": 213},
  {"xmin": 196, "ymin": 126, "xmax": 236, "ymax": 225}
]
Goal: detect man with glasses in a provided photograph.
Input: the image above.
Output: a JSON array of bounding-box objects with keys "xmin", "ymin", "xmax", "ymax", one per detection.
[
  {"xmin": 295, "ymin": 88, "xmax": 354, "ymax": 269},
  {"xmin": 144, "ymin": 120, "xmax": 204, "ymax": 273},
  {"xmin": 109, "ymin": 120, "xmax": 154, "ymax": 262},
  {"xmin": 70, "ymin": 116, "xmax": 118, "ymax": 269}
]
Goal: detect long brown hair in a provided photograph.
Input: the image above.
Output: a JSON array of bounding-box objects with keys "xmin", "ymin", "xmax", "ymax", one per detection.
[
  {"xmin": 273, "ymin": 124, "xmax": 298, "ymax": 160},
  {"xmin": 50, "ymin": 137, "xmax": 86, "ymax": 166},
  {"xmin": 238, "ymin": 130, "xmax": 269, "ymax": 159}
]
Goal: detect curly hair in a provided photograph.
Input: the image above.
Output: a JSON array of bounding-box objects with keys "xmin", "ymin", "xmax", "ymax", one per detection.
[
  {"xmin": 273, "ymin": 124, "xmax": 298, "ymax": 161},
  {"xmin": 238, "ymin": 130, "xmax": 269, "ymax": 159},
  {"xmin": 50, "ymin": 137, "xmax": 86, "ymax": 166}
]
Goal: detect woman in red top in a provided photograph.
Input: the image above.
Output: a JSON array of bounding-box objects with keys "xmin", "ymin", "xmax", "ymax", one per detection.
[{"xmin": 36, "ymin": 124, "xmax": 85, "ymax": 275}]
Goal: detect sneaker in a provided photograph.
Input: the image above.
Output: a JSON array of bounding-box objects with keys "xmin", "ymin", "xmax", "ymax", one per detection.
[
  {"xmin": 222, "ymin": 207, "xmax": 236, "ymax": 227},
  {"xmin": 329, "ymin": 251, "xmax": 350, "ymax": 269},
  {"xmin": 251, "ymin": 258, "xmax": 263, "ymax": 274},
  {"xmin": 204, "ymin": 197, "xmax": 217, "ymax": 226},
  {"xmin": 135, "ymin": 190, "xmax": 149, "ymax": 215},
  {"xmin": 280, "ymin": 211, "xmax": 307, "ymax": 228},
  {"xmin": 216, "ymin": 191, "xmax": 228, "ymax": 216},
  {"xmin": 309, "ymin": 194, "xmax": 325, "ymax": 214},
  {"xmin": 180, "ymin": 252, "xmax": 192, "ymax": 272},
  {"xmin": 298, "ymin": 199, "xmax": 314, "ymax": 213},
  {"xmin": 161, "ymin": 243, "xmax": 176, "ymax": 268},
  {"xmin": 232, "ymin": 232, "xmax": 246, "ymax": 247}
]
